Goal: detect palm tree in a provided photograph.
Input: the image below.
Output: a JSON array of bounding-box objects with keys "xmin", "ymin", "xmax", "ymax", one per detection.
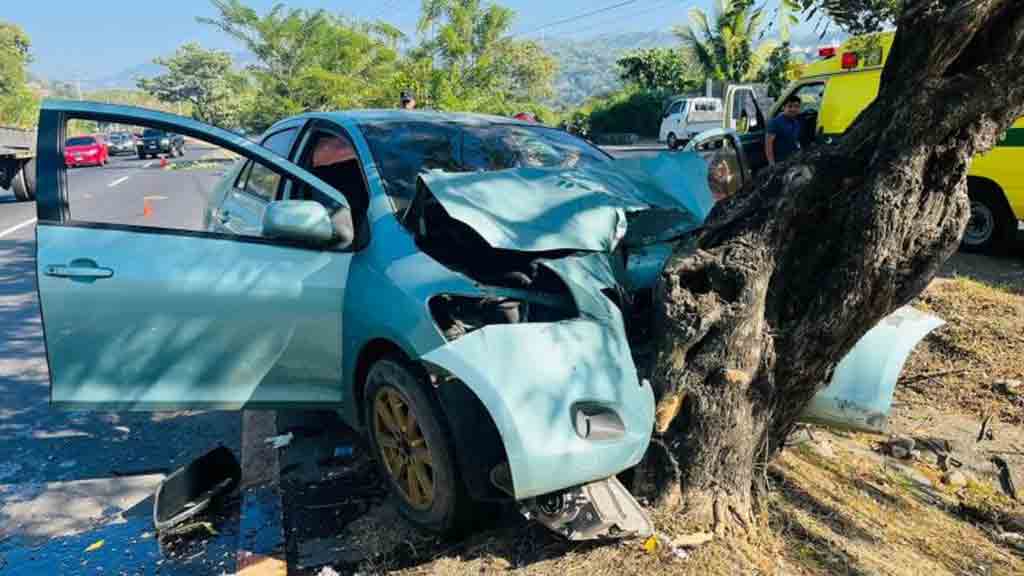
[{"xmin": 674, "ymin": 0, "xmax": 777, "ymax": 82}]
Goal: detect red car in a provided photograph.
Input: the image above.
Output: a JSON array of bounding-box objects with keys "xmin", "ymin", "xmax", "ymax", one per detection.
[{"xmin": 64, "ymin": 136, "xmax": 109, "ymax": 168}]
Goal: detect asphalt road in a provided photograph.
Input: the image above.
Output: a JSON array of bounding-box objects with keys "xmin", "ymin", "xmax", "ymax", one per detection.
[{"xmin": 0, "ymin": 148, "xmax": 244, "ymax": 575}]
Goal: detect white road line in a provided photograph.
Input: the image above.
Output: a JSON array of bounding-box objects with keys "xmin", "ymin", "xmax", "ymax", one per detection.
[
  {"xmin": 108, "ymin": 176, "xmax": 130, "ymax": 188},
  {"xmin": 143, "ymin": 161, "xmax": 153, "ymax": 168},
  {"xmin": 0, "ymin": 217, "xmax": 37, "ymax": 239}
]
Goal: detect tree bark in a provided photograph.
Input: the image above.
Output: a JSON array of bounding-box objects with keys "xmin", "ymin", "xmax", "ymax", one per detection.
[{"xmin": 645, "ymin": 0, "xmax": 1024, "ymax": 533}]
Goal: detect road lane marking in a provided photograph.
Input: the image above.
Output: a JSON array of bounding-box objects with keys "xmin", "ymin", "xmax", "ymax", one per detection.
[
  {"xmin": 0, "ymin": 217, "xmax": 36, "ymax": 239},
  {"xmin": 143, "ymin": 195, "xmax": 167, "ymax": 200},
  {"xmin": 143, "ymin": 161, "xmax": 153, "ymax": 168},
  {"xmin": 108, "ymin": 176, "xmax": 130, "ymax": 188}
]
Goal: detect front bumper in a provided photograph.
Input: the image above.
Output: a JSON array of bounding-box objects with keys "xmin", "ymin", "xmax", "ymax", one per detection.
[{"xmin": 422, "ymin": 318, "xmax": 655, "ymax": 500}]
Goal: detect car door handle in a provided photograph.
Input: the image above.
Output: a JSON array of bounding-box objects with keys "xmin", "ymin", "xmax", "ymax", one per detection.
[{"xmin": 45, "ymin": 264, "xmax": 114, "ymax": 279}]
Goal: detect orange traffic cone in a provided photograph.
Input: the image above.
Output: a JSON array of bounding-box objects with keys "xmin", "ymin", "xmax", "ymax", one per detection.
[{"xmin": 143, "ymin": 198, "xmax": 153, "ymax": 218}]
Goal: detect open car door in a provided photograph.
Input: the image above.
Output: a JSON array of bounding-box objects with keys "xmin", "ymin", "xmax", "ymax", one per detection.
[
  {"xmin": 35, "ymin": 100, "xmax": 356, "ymax": 410},
  {"xmin": 723, "ymin": 84, "xmax": 769, "ymax": 172}
]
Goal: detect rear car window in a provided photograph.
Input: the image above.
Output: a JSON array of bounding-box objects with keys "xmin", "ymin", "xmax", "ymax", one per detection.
[
  {"xmin": 66, "ymin": 137, "xmax": 95, "ymax": 146},
  {"xmin": 143, "ymin": 129, "xmax": 165, "ymax": 138}
]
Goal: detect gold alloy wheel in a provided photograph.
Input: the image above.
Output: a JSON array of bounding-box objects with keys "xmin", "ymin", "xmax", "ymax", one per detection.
[{"xmin": 373, "ymin": 386, "xmax": 435, "ymax": 510}]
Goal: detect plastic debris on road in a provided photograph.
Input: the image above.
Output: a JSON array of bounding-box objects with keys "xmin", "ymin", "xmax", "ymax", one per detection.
[
  {"xmin": 85, "ymin": 539, "xmax": 105, "ymax": 552},
  {"xmin": 264, "ymin": 432, "xmax": 293, "ymax": 449}
]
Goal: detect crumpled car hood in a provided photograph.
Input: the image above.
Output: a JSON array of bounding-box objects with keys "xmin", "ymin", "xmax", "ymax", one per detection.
[{"xmin": 416, "ymin": 152, "xmax": 713, "ymax": 253}]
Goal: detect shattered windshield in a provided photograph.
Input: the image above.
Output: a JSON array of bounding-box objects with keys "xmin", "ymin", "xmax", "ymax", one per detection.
[{"xmin": 358, "ymin": 120, "xmax": 612, "ymax": 212}]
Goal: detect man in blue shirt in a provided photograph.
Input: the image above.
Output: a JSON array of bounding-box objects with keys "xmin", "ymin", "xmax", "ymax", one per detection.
[{"xmin": 766, "ymin": 95, "xmax": 802, "ymax": 165}]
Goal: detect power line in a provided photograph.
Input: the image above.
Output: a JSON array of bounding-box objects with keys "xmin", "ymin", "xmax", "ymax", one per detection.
[
  {"xmin": 512, "ymin": 0, "xmax": 642, "ymax": 38},
  {"xmin": 557, "ymin": 0, "xmax": 683, "ymax": 39}
]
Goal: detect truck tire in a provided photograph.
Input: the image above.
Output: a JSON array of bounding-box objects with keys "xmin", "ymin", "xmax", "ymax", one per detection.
[
  {"xmin": 961, "ymin": 179, "xmax": 1014, "ymax": 254},
  {"xmin": 11, "ymin": 158, "xmax": 35, "ymax": 202},
  {"xmin": 667, "ymin": 133, "xmax": 679, "ymax": 150}
]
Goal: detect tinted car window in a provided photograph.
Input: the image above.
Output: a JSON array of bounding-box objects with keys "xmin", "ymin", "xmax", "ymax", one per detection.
[
  {"xmin": 66, "ymin": 137, "xmax": 96, "ymax": 146},
  {"xmin": 358, "ymin": 121, "xmax": 461, "ymax": 210},
  {"xmin": 142, "ymin": 128, "xmax": 165, "ymax": 138}
]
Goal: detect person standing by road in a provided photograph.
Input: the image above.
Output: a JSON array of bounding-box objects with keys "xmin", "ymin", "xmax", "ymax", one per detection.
[
  {"xmin": 399, "ymin": 91, "xmax": 416, "ymax": 110},
  {"xmin": 765, "ymin": 95, "xmax": 802, "ymax": 166}
]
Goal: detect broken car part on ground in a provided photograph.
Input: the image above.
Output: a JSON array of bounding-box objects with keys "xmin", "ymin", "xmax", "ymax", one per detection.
[{"xmin": 34, "ymin": 101, "xmax": 942, "ymax": 541}]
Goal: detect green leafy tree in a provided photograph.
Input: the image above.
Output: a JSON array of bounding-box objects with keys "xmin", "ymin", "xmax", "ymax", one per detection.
[
  {"xmin": 674, "ymin": 0, "xmax": 776, "ymax": 82},
  {"xmin": 415, "ymin": 0, "xmax": 557, "ymax": 114},
  {"xmin": 616, "ymin": 48, "xmax": 700, "ymax": 94},
  {"xmin": 798, "ymin": 0, "xmax": 900, "ymax": 35},
  {"xmin": 137, "ymin": 43, "xmax": 244, "ymax": 127},
  {"xmin": 0, "ymin": 22, "xmax": 39, "ymax": 127},
  {"xmin": 200, "ymin": 0, "xmax": 402, "ymax": 131},
  {"xmin": 756, "ymin": 41, "xmax": 792, "ymax": 98}
]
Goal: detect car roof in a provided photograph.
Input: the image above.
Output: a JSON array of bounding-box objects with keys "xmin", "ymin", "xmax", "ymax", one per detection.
[{"xmin": 266, "ymin": 109, "xmax": 537, "ymax": 134}]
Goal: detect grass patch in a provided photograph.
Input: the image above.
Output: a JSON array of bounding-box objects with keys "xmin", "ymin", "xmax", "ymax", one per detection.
[{"xmin": 902, "ymin": 276, "xmax": 1024, "ymax": 423}]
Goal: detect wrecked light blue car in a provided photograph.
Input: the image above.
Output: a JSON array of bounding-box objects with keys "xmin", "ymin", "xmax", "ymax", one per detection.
[{"xmin": 33, "ymin": 101, "xmax": 941, "ymax": 542}]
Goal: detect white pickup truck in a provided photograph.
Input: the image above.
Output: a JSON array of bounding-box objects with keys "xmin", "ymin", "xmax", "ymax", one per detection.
[{"xmin": 658, "ymin": 96, "xmax": 724, "ymax": 149}]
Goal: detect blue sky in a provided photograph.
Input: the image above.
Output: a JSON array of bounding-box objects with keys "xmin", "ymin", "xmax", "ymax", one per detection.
[{"xmin": 6, "ymin": 0, "xmax": 807, "ymax": 82}]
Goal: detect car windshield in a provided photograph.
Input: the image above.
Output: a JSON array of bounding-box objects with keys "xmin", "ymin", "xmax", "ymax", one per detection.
[
  {"xmin": 110, "ymin": 134, "xmax": 126, "ymax": 142},
  {"xmin": 66, "ymin": 137, "xmax": 95, "ymax": 146},
  {"xmin": 143, "ymin": 129, "xmax": 165, "ymax": 138},
  {"xmin": 359, "ymin": 120, "xmax": 612, "ymax": 211}
]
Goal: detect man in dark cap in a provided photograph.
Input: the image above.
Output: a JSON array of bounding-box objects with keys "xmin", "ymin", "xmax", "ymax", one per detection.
[{"xmin": 399, "ymin": 90, "xmax": 416, "ymax": 110}]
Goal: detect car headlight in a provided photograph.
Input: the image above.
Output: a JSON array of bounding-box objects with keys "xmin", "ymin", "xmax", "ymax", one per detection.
[
  {"xmin": 428, "ymin": 293, "xmax": 576, "ymax": 342},
  {"xmin": 572, "ymin": 403, "xmax": 625, "ymax": 440}
]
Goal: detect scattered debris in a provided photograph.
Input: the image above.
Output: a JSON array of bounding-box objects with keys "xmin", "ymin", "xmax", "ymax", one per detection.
[
  {"xmin": 316, "ymin": 567, "xmax": 342, "ymax": 576},
  {"xmin": 943, "ymin": 470, "xmax": 970, "ymax": 488},
  {"xmin": 992, "ymin": 456, "xmax": 1018, "ymax": 500},
  {"xmin": 85, "ymin": 539, "xmax": 105, "ymax": 553},
  {"xmin": 264, "ymin": 432, "xmax": 294, "ymax": 449},
  {"xmin": 887, "ymin": 436, "xmax": 915, "ymax": 459},
  {"xmin": 642, "ymin": 535, "xmax": 659, "ymax": 554},
  {"xmin": 160, "ymin": 521, "xmax": 219, "ymax": 539},
  {"xmin": 810, "ymin": 439, "xmax": 836, "ymax": 459},
  {"xmin": 154, "ymin": 446, "xmax": 241, "ymax": 533},
  {"xmin": 977, "ymin": 414, "xmax": 994, "ymax": 443},
  {"xmin": 994, "ymin": 379, "xmax": 1021, "ymax": 397}
]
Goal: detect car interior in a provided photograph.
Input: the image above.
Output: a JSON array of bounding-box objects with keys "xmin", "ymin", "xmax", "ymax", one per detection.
[{"xmin": 296, "ymin": 130, "xmax": 371, "ymax": 246}]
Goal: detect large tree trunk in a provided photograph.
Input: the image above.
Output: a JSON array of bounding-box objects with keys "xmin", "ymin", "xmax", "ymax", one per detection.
[{"xmin": 645, "ymin": 0, "xmax": 1024, "ymax": 532}]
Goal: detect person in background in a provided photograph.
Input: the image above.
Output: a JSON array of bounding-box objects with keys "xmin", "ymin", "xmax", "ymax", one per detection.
[
  {"xmin": 399, "ymin": 91, "xmax": 416, "ymax": 110},
  {"xmin": 765, "ymin": 94, "xmax": 802, "ymax": 166}
]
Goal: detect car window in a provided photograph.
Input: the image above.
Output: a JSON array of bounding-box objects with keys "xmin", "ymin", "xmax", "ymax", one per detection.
[
  {"xmin": 732, "ymin": 90, "xmax": 763, "ymax": 133},
  {"xmin": 66, "ymin": 137, "xmax": 96, "ymax": 146},
  {"xmin": 261, "ymin": 127, "xmax": 299, "ymax": 158},
  {"xmin": 669, "ymin": 101, "xmax": 684, "ymax": 115},
  {"xmin": 358, "ymin": 121, "xmax": 462, "ymax": 212},
  {"xmin": 233, "ymin": 127, "xmax": 300, "ymax": 202},
  {"xmin": 57, "ymin": 118, "xmax": 312, "ymax": 239},
  {"xmin": 791, "ymin": 82, "xmax": 826, "ymax": 113},
  {"xmin": 142, "ymin": 128, "xmax": 164, "ymax": 137}
]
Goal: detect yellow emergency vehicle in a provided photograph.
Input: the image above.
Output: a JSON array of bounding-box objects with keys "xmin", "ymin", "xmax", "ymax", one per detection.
[{"xmin": 723, "ymin": 32, "xmax": 1024, "ymax": 252}]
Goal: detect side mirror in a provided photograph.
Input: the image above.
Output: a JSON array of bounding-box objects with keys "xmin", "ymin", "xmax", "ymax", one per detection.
[{"xmin": 262, "ymin": 200, "xmax": 346, "ymax": 248}]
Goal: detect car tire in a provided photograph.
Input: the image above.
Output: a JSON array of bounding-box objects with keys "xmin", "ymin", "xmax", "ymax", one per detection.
[
  {"xmin": 961, "ymin": 181, "xmax": 1014, "ymax": 254},
  {"xmin": 11, "ymin": 159, "xmax": 34, "ymax": 201},
  {"xmin": 364, "ymin": 355, "xmax": 471, "ymax": 536},
  {"xmin": 667, "ymin": 133, "xmax": 679, "ymax": 150}
]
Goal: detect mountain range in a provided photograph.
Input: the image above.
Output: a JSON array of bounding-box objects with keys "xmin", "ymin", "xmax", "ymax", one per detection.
[{"xmin": 43, "ymin": 29, "xmax": 846, "ymax": 109}]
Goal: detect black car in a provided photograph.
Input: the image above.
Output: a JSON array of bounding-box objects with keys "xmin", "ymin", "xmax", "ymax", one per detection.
[{"xmin": 137, "ymin": 128, "xmax": 185, "ymax": 159}]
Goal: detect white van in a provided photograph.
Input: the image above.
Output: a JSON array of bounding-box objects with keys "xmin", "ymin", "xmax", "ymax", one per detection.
[{"xmin": 658, "ymin": 97, "xmax": 724, "ymax": 149}]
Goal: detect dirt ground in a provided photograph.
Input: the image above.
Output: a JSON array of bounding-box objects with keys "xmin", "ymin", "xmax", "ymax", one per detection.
[{"xmin": 281, "ymin": 252, "xmax": 1024, "ymax": 576}]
